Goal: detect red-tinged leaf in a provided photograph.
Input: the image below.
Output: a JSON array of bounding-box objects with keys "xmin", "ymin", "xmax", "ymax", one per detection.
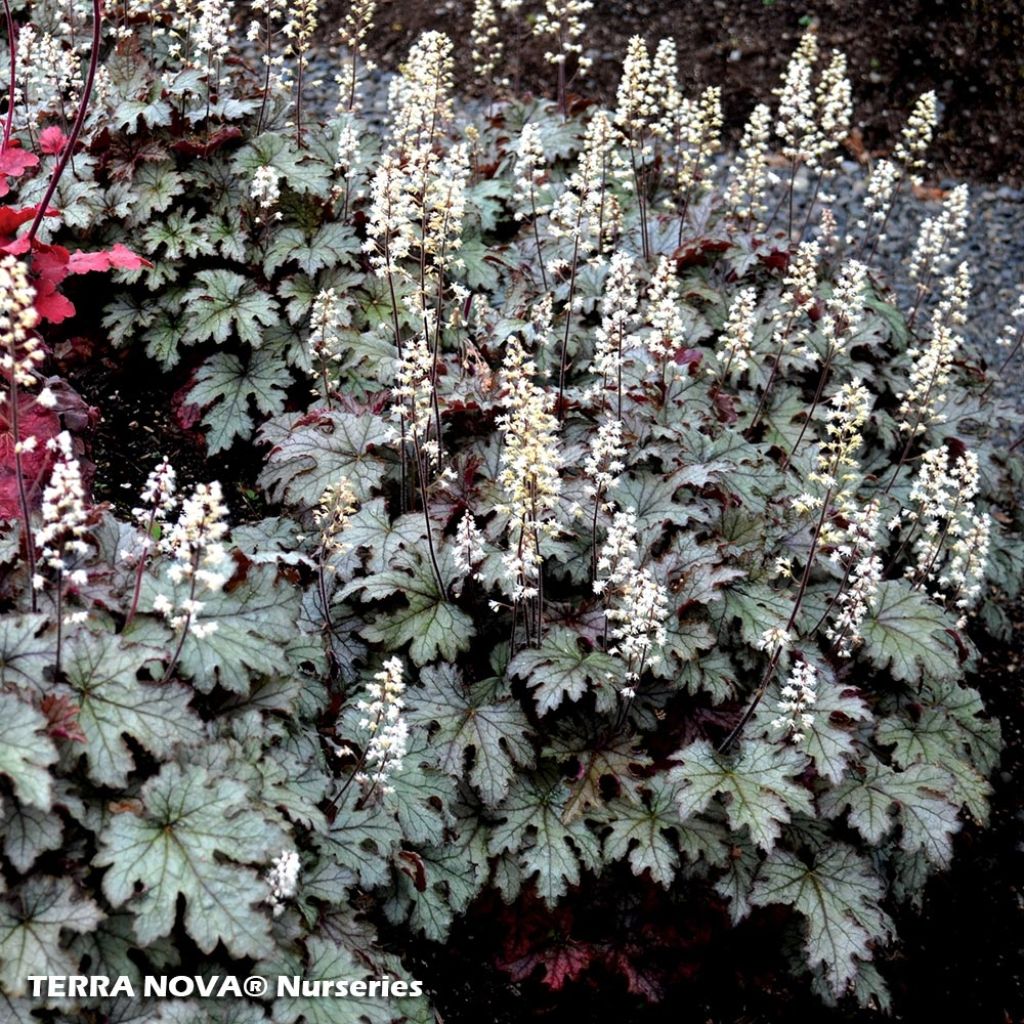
[
  {"xmin": 31, "ymin": 244, "xmax": 71, "ymax": 284},
  {"xmin": 0, "ymin": 394, "xmax": 61, "ymax": 517},
  {"xmin": 323, "ymin": 389, "xmax": 389, "ymax": 418},
  {"xmin": 0, "ymin": 146, "xmax": 39, "ymax": 178},
  {"xmin": 672, "ymin": 347, "xmax": 703, "ymax": 372},
  {"xmin": 499, "ymin": 940, "xmax": 595, "ymax": 989},
  {"xmin": 36, "ymin": 377, "xmax": 97, "ymax": 434},
  {"xmin": 758, "ymin": 247, "xmax": 791, "ymax": 272},
  {"xmin": 1, "ymin": 236, "xmax": 30, "ymax": 254},
  {"xmin": 945, "ymin": 626, "xmax": 970, "ymax": 664},
  {"xmin": 565, "ymin": 92, "xmax": 596, "ymax": 118},
  {"xmin": 456, "ymin": 454, "xmax": 482, "ymax": 490},
  {"xmin": 943, "ymin": 436, "xmax": 969, "ymax": 462},
  {"xmin": 397, "ymin": 850, "xmax": 427, "ymax": 892},
  {"xmin": 41, "ymin": 694, "xmax": 87, "ymax": 743},
  {"xmin": 21, "ymin": 242, "xmax": 151, "ymax": 323},
  {"xmin": 912, "ymin": 182, "xmax": 947, "ymax": 202},
  {"xmin": 443, "ymin": 397, "xmax": 485, "ymax": 415},
  {"xmin": 106, "ymin": 242, "xmax": 150, "ymax": 269},
  {"xmin": 709, "ymin": 383, "xmax": 739, "ymax": 424},
  {"xmin": 606, "ymin": 949, "xmax": 664, "ymax": 1002},
  {"xmin": 38, "ymin": 126, "xmax": 68, "ymax": 155},
  {"xmin": 66, "ymin": 250, "xmax": 113, "ymax": 274},
  {"xmin": 0, "ymin": 205, "xmax": 55, "ymax": 240},
  {"xmin": 674, "ymin": 237, "xmax": 730, "ymax": 268},
  {"xmin": 172, "ymin": 380, "xmax": 203, "ymax": 432},
  {"xmin": 33, "ymin": 283, "xmax": 76, "ymax": 324},
  {"xmin": 67, "ymin": 243, "xmax": 151, "ymax": 274},
  {"xmin": 171, "ymin": 126, "xmax": 243, "ymax": 157},
  {"xmin": 493, "ymin": 898, "xmax": 596, "ymax": 990}
]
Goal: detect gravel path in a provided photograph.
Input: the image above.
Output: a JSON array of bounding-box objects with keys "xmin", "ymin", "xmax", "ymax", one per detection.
[
  {"xmin": 857, "ymin": 173, "xmax": 1023, "ymax": 369},
  {"xmin": 787, "ymin": 163, "xmax": 1024, "ymax": 398}
]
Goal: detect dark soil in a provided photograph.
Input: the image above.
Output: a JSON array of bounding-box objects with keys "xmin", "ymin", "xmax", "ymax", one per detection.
[
  {"xmin": 328, "ymin": 0, "xmax": 1024, "ymax": 185},
  {"xmin": 55, "ymin": 279, "xmax": 268, "ymax": 521}
]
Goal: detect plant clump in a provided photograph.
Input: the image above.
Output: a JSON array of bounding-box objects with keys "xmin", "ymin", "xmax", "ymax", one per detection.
[{"xmin": 0, "ymin": 6, "xmax": 1020, "ymax": 1021}]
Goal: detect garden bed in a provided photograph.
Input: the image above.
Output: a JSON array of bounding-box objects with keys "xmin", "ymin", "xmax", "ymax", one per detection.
[{"xmin": 0, "ymin": 4, "xmax": 1021, "ymax": 1024}]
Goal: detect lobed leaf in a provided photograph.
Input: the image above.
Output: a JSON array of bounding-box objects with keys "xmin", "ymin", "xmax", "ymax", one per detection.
[
  {"xmin": 0, "ymin": 693, "xmax": 57, "ymax": 812},
  {"xmin": 96, "ymin": 763, "xmax": 286, "ymax": 958},
  {"xmin": 406, "ymin": 664, "xmax": 534, "ymax": 806},
  {"xmin": 750, "ymin": 845, "xmax": 892, "ymax": 995},
  {"xmin": 668, "ymin": 738, "xmax": 812, "ymax": 852}
]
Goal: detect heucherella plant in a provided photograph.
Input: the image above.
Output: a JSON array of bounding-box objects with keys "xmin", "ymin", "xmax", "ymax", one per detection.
[
  {"xmin": 247, "ymin": 0, "xmax": 289, "ymax": 133},
  {"xmin": 671, "ymin": 85, "xmax": 723, "ymax": 233},
  {"xmin": 532, "ymin": 0, "xmax": 593, "ymax": 112},
  {"xmin": 249, "ymin": 163, "xmax": 282, "ymax": 219},
  {"xmin": 771, "ymin": 659, "xmax": 818, "ymax": 743},
  {"xmin": 714, "ymin": 285, "xmax": 760, "ymax": 379},
  {"xmin": 851, "ymin": 157, "xmax": 900, "ymax": 245},
  {"xmin": 125, "ymin": 457, "xmax": 177, "ymax": 627},
  {"xmin": 309, "ymin": 475, "xmax": 358, "ymax": 624},
  {"xmin": 334, "ymin": 0, "xmax": 378, "ymax": 111},
  {"xmin": 153, "ymin": 480, "xmax": 231, "ymax": 650},
  {"xmin": 645, "ymin": 254, "xmax": 685, "ymax": 363},
  {"xmin": 282, "ymin": 0, "xmax": 318, "ymax": 141},
  {"xmin": 307, "ymin": 286, "xmax": 345, "ymax": 404},
  {"xmin": 0, "ymin": 255, "xmax": 44, "ymax": 604},
  {"xmin": 494, "ymin": 333, "xmax": 564, "ymax": 634},
  {"xmin": 591, "ymin": 250, "xmax": 640, "ymax": 414},
  {"xmin": 614, "ymin": 36, "xmax": 658, "ymax": 259},
  {"xmin": 35, "ymin": 434, "xmax": 89, "ymax": 584},
  {"xmin": 724, "ymin": 102, "xmax": 775, "ymax": 227},
  {"xmin": 469, "ymin": 0, "xmax": 503, "ymax": 88},
  {"xmin": 354, "ymin": 656, "xmax": 410, "ymax": 797},
  {"xmin": 995, "ymin": 286, "xmax": 1024, "ymax": 357},
  {"xmin": 908, "ymin": 184, "xmax": 970, "ymax": 300},
  {"xmin": 34, "ymin": 431, "xmax": 90, "ymax": 673},
  {"xmin": 894, "ymin": 89, "xmax": 940, "ymax": 183},
  {"xmin": 389, "ymin": 30, "xmax": 454, "ymax": 153},
  {"xmin": 0, "ymin": 9, "xmax": 1020, "ymax": 1024},
  {"xmin": 452, "ymin": 509, "xmax": 486, "ymax": 591},
  {"xmin": 265, "ymin": 849, "xmax": 301, "ymax": 916},
  {"xmin": 752, "ymin": 238, "xmax": 820, "ymax": 426},
  {"xmin": 513, "ymin": 121, "xmax": 552, "ymax": 286},
  {"xmin": 895, "ymin": 446, "xmax": 993, "ymax": 627},
  {"xmin": 593, "ymin": 507, "xmax": 670, "ymax": 692}
]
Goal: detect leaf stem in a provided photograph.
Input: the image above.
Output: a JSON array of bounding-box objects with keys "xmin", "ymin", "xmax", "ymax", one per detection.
[
  {"xmin": 160, "ymin": 559, "xmax": 199, "ymax": 684},
  {"xmin": 1, "ymin": 0, "xmax": 16, "ymax": 152},
  {"xmin": 54, "ymin": 568, "xmax": 63, "ymax": 677},
  {"xmin": 125, "ymin": 504, "xmax": 159, "ymax": 629},
  {"xmin": 411, "ymin": 436, "xmax": 445, "ymax": 596},
  {"xmin": 785, "ymin": 347, "xmax": 834, "ymax": 468},
  {"xmin": 556, "ymin": 233, "xmax": 581, "ymax": 419},
  {"xmin": 718, "ymin": 484, "xmax": 834, "ymax": 754},
  {"xmin": 7, "ymin": 359, "xmax": 37, "ymax": 611},
  {"xmin": 26, "ymin": 0, "xmax": 102, "ymax": 246}
]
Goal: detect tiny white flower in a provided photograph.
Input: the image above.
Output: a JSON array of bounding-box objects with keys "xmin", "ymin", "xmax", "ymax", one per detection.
[
  {"xmin": 758, "ymin": 626, "xmax": 792, "ymax": 652},
  {"xmin": 772, "ymin": 660, "xmax": 817, "ymax": 743},
  {"xmin": 266, "ymin": 850, "xmax": 301, "ymax": 916}
]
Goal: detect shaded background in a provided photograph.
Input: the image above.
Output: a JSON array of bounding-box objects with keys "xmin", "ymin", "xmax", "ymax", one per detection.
[{"xmin": 325, "ymin": 0, "xmax": 1024, "ymax": 184}]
